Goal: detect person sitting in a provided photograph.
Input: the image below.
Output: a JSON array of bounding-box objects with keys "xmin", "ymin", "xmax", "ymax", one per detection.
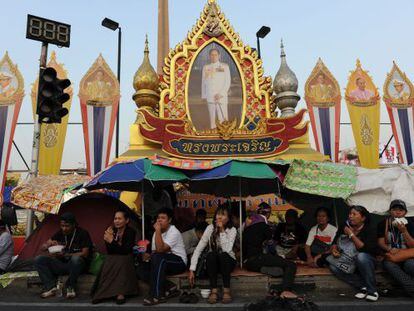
[
  {"xmin": 182, "ymin": 222, "xmax": 209, "ymax": 258},
  {"xmin": 303, "ymin": 207, "xmax": 337, "ymax": 267},
  {"xmin": 91, "ymin": 210, "xmax": 138, "ymax": 304},
  {"xmin": 34, "ymin": 212, "xmax": 93, "ymax": 299},
  {"xmin": 377, "ymin": 200, "xmax": 414, "ymax": 298},
  {"xmin": 141, "ymin": 208, "xmax": 187, "ymax": 306},
  {"xmin": 243, "ymin": 202, "xmax": 298, "ymax": 299},
  {"xmin": 328, "ymin": 205, "xmax": 379, "ymax": 302},
  {"xmin": 189, "ymin": 204, "xmax": 237, "ymax": 304},
  {"xmin": 0, "ymin": 220, "xmax": 13, "ymax": 274},
  {"xmin": 274, "ymin": 209, "xmax": 307, "ymax": 259}
]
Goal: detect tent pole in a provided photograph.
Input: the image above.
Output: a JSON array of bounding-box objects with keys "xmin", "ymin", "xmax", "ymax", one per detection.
[
  {"xmin": 141, "ymin": 183, "xmax": 145, "ymax": 241},
  {"xmin": 239, "ymin": 177, "xmax": 243, "ymax": 268}
]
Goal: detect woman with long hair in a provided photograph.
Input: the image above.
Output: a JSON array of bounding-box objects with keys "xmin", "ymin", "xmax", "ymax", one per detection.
[{"xmin": 188, "ymin": 204, "xmax": 237, "ymax": 304}]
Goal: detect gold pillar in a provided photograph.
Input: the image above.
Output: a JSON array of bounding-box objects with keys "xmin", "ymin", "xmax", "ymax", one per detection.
[{"xmin": 157, "ymin": 0, "xmax": 169, "ymax": 75}]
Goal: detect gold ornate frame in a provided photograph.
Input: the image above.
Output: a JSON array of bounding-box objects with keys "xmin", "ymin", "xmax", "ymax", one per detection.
[
  {"xmin": 304, "ymin": 58, "xmax": 341, "ymax": 108},
  {"xmin": 0, "ymin": 52, "xmax": 24, "ymax": 105},
  {"xmin": 383, "ymin": 61, "xmax": 414, "ymax": 108},
  {"xmin": 159, "ymin": 0, "xmax": 273, "ymax": 132}
]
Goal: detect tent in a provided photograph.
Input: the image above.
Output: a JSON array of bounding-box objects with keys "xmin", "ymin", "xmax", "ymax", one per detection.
[{"xmin": 18, "ymin": 193, "xmax": 138, "ymax": 260}]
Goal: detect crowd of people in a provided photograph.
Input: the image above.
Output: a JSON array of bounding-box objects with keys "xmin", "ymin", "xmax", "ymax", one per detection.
[{"xmin": 2, "ymin": 198, "xmax": 413, "ymax": 305}]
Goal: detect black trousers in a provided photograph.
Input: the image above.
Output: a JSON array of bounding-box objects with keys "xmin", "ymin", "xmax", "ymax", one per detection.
[
  {"xmin": 136, "ymin": 253, "xmax": 186, "ymax": 298},
  {"xmin": 206, "ymin": 252, "xmax": 236, "ymax": 288},
  {"xmin": 245, "ymin": 254, "xmax": 296, "ymax": 291}
]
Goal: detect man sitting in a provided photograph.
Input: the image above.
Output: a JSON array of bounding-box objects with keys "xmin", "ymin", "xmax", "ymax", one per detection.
[
  {"xmin": 139, "ymin": 207, "xmax": 187, "ymax": 306},
  {"xmin": 34, "ymin": 212, "xmax": 92, "ymax": 299},
  {"xmin": 0, "ymin": 220, "xmax": 13, "ymax": 274},
  {"xmin": 182, "ymin": 222, "xmax": 208, "ymax": 258}
]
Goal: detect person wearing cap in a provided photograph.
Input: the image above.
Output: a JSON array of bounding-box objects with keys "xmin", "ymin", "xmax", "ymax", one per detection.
[
  {"xmin": 243, "ymin": 202, "xmax": 298, "ymax": 299},
  {"xmin": 377, "ymin": 200, "xmax": 414, "ymax": 297},
  {"xmin": 34, "ymin": 212, "xmax": 93, "ymax": 299},
  {"xmin": 0, "ymin": 220, "xmax": 13, "ymax": 274}
]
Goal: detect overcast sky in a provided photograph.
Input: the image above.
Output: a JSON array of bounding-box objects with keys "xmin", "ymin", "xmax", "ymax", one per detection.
[{"xmin": 3, "ymin": 0, "xmax": 414, "ymax": 170}]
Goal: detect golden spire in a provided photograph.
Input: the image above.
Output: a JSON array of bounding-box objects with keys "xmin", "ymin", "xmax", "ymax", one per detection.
[{"xmin": 132, "ymin": 35, "xmax": 160, "ymax": 109}]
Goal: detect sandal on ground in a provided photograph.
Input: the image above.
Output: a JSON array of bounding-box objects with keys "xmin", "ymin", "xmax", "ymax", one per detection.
[
  {"xmin": 143, "ymin": 296, "xmax": 166, "ymax": 306},
  {"xmin": 208, "ymin": 289, "xmax": 219, "ymax": 304},
  {"xmin": 222, "ymin": 288, "xmax": 232, "ymax": 304}
]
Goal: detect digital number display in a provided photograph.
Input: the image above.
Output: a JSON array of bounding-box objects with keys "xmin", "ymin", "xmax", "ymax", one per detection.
[{"xmin": 26, "ymin": 15, "xmax": 71, "ymax": 47}]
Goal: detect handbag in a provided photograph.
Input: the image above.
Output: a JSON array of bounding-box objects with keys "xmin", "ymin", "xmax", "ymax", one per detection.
[
  {"xmin": 88, "ymin": 252, "xmax": 105, "ymax": 276},
  {"xmin": 327, "ymin": 234, "xmax": 358, "ymax": 274},
  {"xmin": 310, "ymin": 228, "xmax": 331, "ymax": 255},
  {"xmin": 195, "ymin": 249, "xmax": 208, "ymax": 278}
]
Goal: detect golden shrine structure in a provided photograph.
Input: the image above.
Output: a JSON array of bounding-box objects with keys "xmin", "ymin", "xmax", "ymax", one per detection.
[{"xmin": 119, "ymin": 0, "xmax": 325, "ymax": 163}]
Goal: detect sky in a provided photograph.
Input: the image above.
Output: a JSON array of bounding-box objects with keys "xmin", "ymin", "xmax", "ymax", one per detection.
[{"xmin": 2, "ymin": 0, "xmax": 414, "ymax": 171}]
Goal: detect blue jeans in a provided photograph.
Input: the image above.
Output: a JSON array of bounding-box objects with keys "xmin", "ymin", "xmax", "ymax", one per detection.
[
  {"xmin": 34, "ymin": 255, "xmax": 86, "ymax": 290},
  {"xmin": 329, "ymin": 252, "xmax": 377, "ymax": 294},
  {"xmin": 383, "ymin": 259, "xmax": 414, "ymax": 297}
]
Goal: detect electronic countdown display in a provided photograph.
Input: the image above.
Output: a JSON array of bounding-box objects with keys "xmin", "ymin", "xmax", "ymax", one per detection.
[{"xmin": 26, "ymin": 15, "xmax": 71, "ymax": 47}]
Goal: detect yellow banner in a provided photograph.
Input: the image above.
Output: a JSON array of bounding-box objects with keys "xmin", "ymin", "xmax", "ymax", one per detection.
[
  {"xmin": 345, "ymin": 60, "xmax": 380, "ymax": 169},
  {"xmin": 31, "ymin": 52, "xmax": 72, "ymax": 175}
]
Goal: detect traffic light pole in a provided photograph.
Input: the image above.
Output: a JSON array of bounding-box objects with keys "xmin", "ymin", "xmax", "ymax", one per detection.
[{"xmin": 25, "ymin": 42, "xmax": 48, "ymax": 238}]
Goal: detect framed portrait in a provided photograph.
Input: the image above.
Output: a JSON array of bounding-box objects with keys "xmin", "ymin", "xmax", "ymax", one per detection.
[
  {"xmin": 0, "ymin": 63, "xmax": 19, "ymax": 100},
  {"xmin": 187, "ymin": 42, "xmax": 243, "ymax": 131}
]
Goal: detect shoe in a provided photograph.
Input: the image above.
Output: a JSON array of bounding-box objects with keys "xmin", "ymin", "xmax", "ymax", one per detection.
[
  {"xmin": 116, "ymin": 297, "xmax": 126, "ymax": 305},
  {"xmin": 66, "ymin": 287, "xmax": 76, "ymax": 299},
  {"xmin": 40, "ymin": 287, "xmax": 57, "ymax": 298},
  {"xmin": 366, "ymin": 292, "xmax": 379, "ymax": 302},
  {"xmin": 354, "ymin": 288, "xmax": 367, "ymax": 299}
]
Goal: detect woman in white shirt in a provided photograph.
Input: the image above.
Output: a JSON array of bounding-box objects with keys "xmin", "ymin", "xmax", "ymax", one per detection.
[
  {"xmin": 304, "ymin": 207, "xmax": 337, "ymax": 267},
  {"xmin": 188, "ymin": 205, "xmax": 237, "ymax": 304}
]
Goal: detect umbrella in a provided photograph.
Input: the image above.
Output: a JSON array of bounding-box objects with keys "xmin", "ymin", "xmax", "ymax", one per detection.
[
  {"xmin": 85, "ymin": 158, "xmax": 187, "ymax": 191},
  {"xmin": 187, "ymin": 160, "xmax": 282, "ymax": 267},
  {"xmin": 188, "ymin": 160, "xmax": 280, "ymax": 197},
  {"xmin": 84, "ymin": 158, "xmax": 188, "ymax": 241}
]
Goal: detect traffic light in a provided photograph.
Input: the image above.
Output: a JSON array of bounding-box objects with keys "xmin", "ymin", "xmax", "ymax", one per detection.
[{"xmin": 37, "ymin": 67, "xmax": 71, "ymax": 123}]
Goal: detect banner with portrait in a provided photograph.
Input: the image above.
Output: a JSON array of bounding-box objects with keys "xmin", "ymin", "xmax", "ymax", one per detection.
[
  {"xmin": 383, "ymin": 62, "xmax": 414, "ymax": 165},
  {"xmin": 79, "ymin": 54, "xmax": 120, "ymax": 176},
  {"xmin": 345, "ymin": 60, "xmax": 380, "ymax": 169},
  {"xmin": 31, "ymin": 51, "xmax": 72, "ymax": 175},
  {"xmin": 0, "ymin": 52, "xmax": 24, "ymax": 193},
  {"xmin": 305, "ymin": 59, "xmax": 341, "ymax": 161}
]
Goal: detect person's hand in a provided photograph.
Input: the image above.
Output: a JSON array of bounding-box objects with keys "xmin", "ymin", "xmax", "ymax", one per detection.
[
  {"xmin": 396, "ymin": 223, "xmax": 408, "ymax": 234},
  {"xmin": 104, "ymin": 227, "xmax": 114, "ymax": 243},
  {"xmin": 188, "ymin": 270, "xmax": 195, "ymax": 287},
  {"xmin": 214, "ymin": 94, "xmax": 220, "ymax": 101},
  {"xmin": 153, "ymin": 221, "xmax": 161, "ymax": 233},
  {"xmin": 142, "ymin": 253, "xmax": 151, "ymax": 262},
  {"xmin": 344, "ymin": 226, "xmax": 354, "ymax": 237},
  {"xmin": 306, "ymin": 257, "xmax": 315, "ymax": 267},
  {"xmin": 331, "ymin": 245, "xmax": 341, "ymax": 258},
  {"xmin": 389, "ymin": 248, "xmax": 400, "ymax": 255}
]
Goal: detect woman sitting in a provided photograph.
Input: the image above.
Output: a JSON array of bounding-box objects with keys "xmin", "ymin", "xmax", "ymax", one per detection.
[
  {"xmin": 303, "ymin": 207, "xmax": 337, "ymax": 267},
  {"xmin": 378, "ymin": 200, "xmax": 414, "ymax": 297},
  {"xmin": 328, "ymin": 205, "xmax": 379, "ymax": 302},
  {"xmin": 188, "ymin": 204, "xmax": 237, "ymax": 304},
  {"xmin": 91, "ymin": 210, "xmax": 138, "ymax": 304}
]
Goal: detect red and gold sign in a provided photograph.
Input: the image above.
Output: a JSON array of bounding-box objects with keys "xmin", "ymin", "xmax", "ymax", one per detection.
[{"xmin": 137, "ymin": 0, "xmax": 308, "ymax": 159}]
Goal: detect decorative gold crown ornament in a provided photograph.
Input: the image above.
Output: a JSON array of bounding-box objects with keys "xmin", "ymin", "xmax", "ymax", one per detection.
[{"xmin": 133, "ymin": 35, "xmax": 160, "ymax": 110}]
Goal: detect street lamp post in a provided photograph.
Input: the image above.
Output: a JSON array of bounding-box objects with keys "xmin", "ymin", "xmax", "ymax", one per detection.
[
  {"xmin": 256, "ymin": 26, "xmax": 271, "ymax": 59},
  {"xmin": 102, "ymin": 17, "xmax": 121, "ymax": 158}
]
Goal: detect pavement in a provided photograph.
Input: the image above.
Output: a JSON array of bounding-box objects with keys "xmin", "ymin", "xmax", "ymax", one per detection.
[{"xmin": 0, "ymin": 285, "xmax": 413, "ymax": 311}]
